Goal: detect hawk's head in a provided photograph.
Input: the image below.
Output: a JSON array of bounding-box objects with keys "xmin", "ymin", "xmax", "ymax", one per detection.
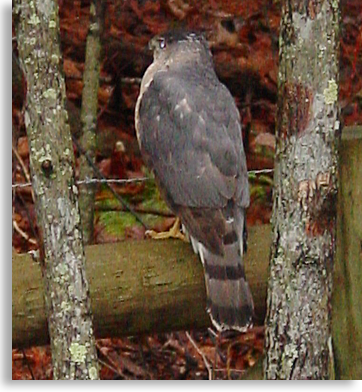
[{"xmin": 148, "ymin": 30, "xmax": 212, "ymax": 65}]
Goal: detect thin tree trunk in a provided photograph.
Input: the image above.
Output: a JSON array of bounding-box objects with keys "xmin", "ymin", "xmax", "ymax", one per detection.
[
  {"xmin": 14, "ymin": 0, "xmax": 99, "ymax": 379},
  {"xmin": 264, "ymin": 0, "xmax": 340, "ymax": 380},
  {"xmin": 78, "ymin": 0, "xmax": 104, "ymax": 244}
]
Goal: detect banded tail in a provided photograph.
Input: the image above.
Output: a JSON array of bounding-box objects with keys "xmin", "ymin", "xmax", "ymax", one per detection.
[{"xmin": 189, "ymin": 209, "xmax": 254, "ymax": 331}]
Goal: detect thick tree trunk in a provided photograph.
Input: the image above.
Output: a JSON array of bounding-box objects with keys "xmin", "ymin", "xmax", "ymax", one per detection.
[
  {"xmin": 14, "ymin": 0, "xmax": 99, "ymax": 379},
  {"xmin": 78, "ymin": 0, "xmax": 104, "ymax": 244},
  {"xmin": 264, "ymin": 0, "xmax": 340, "ymax": 380}
]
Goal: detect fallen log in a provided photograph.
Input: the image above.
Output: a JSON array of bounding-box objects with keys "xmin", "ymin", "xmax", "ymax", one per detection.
[{"xmin": 12, "ymin": 225, "xmax": 271, "ymax": 348}]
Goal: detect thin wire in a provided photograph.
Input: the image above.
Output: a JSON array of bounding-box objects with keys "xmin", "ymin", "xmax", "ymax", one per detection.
[
  {"xmin": 77, "ymin": 177, "xmax": 149, "ymax": 185},
  {"xmin": 11, "ymin": 169, "xmax": 274, "ymax": 189},
  {"xmin": 11, "ymin": 177, "xmax": 148, "ymax": 189}
]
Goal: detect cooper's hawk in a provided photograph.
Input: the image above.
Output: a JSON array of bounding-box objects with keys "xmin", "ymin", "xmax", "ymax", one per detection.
[{"xmin": 135, "ymin": 30, "xmax": 253, "ymax": 331}]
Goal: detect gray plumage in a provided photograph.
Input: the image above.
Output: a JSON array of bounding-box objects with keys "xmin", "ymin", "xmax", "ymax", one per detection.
[{"xmin": 135, "ymin": 30, "xmax": 253, "ymax": 331}]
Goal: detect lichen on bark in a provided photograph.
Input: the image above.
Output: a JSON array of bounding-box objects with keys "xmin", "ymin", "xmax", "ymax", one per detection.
[
  {"xmin": 264, "ymin": 0, "xmax": 340, "ymax": 380},
  {"xmin": 14, "ymin": 0, "xmax": 99, "ymax": 380}
]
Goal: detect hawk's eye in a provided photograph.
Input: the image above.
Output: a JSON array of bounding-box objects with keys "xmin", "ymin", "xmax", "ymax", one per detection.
[{"xmin": 158, "ymin": 38, "xmax": 166, "ymax": 49}]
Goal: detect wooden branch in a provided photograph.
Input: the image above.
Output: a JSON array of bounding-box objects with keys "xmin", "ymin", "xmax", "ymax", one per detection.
[
  {"xmin": 12, "ymin": 225, "xmax": 271, "ymax": 348},
  {"xmin": 332, "ymin": 127, "xmax": 362, "ymax": 380},
  {"xmin": 78, "ymin": 0, "xmax": 105, "ymax": 245}
]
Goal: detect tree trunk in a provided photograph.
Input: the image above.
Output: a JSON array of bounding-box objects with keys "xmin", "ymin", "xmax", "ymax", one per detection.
[
  {"xmin": 332, "ymin": 127, "xmax": 362, "ymax": 379},
  {"xmin": 264, "ymin": 0, "xmax": 340, "ymax": 380},
  {"xmin": 78, "ymin": 0, "xmax": 104, "ymax": 244},
  {"xmin": 14, "ymin": 0, "xmax": 99, "ymax": 380}
]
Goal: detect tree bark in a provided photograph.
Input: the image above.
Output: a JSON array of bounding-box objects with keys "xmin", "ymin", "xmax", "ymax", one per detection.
[
  {"xmin": 14, "ymin": 0, "xmax": 99, "ymax": 379},
  {"xmin": 332, "ymin": 127, "xmax": 362, "ymax": 380},
  {"xmin": 78, "ymin": 0, "xmax": 104, "ymax": 244},
  {"xmin": 13, "ymin": 225, "xmax": 271, "ymax": 348},
  {"xmin": 264, "ymin": 0, "xmax": 340, "ymax": 380}
]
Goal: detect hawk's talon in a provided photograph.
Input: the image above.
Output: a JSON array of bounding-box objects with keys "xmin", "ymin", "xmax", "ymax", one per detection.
[{"xmin": 146, "ymin": 217, "xmax": 188, "ymax": 242}]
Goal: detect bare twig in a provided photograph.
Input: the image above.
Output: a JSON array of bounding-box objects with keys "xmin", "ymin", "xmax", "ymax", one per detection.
[
  {"xmin": 21, "ymin": 349, "xmax": 36, "ymax": 380},
  {"xmin": 13, "ymin": 220, "xmax": 37, "ymax": 246},
  {"xmin": 185, "ymin": 331, "xmax": 213, "ymax": 380},
  {"xmin": 12, "ymin": 143, "xmax": 35, "ymax": 202}
]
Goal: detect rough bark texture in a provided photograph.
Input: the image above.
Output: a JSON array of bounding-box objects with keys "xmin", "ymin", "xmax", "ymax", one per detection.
[
  {"xmin": 78, "ymin": 0, "xmax": 104, "ymax": 244},
  {"xmin": 12, "ymin": 225, "xmax": 270, "ymax": 348},
  {"xmin": 332, "ymin": 127, "xmax": 362, "ymax": 380},
  {"xmin": 14, "ymin": 0, "xmax": 99, "ymax": 379},
  {"xmin": 264, "ymin": 0, "xmax": 340, "ymax": 380}
]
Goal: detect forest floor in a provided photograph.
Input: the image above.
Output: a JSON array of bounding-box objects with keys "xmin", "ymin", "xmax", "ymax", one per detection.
[{"xmin": 12, "ymin": 0, "xmax": 362, "ymax": 379}]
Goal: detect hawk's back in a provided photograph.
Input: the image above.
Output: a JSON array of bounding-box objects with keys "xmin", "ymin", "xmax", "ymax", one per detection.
[{"xmin": 135, "ymin": 30, "xmax": 253, "ymax": 331}]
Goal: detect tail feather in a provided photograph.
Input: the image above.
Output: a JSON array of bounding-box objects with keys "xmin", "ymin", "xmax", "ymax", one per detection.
[{"xmin": 190, "ymin": 209, "xmax": 253, "ymax": 331}]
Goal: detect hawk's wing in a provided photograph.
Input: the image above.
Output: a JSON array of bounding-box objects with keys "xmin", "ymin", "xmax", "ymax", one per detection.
[{"xmin": 137, "ymin": 70, "xmax": 249, "ymax": 212}]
